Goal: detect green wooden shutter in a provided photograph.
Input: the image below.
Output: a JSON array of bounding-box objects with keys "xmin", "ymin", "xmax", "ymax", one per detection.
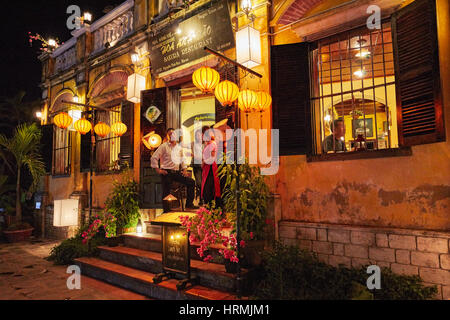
[
  {"xmin": 271, "ymin": 42, "xmax": 312, "ymax": 155},
  {"xmin": 119, "ymin": 102, "xmax": 134, "ymax": 169},
  {"xmin": 392, "ymin": 0, "xmax": 445, "ymax": 146}
]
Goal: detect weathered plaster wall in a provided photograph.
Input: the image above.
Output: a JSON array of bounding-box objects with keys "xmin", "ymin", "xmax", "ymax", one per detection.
[{"xmin": 271, "ymin": 0, "xmax": 450, "ymax": 232}]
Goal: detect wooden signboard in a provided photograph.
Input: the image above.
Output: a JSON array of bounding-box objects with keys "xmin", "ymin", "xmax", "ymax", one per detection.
[
  {"xmin": 151, "ymin": 212, "xmax": 198, "ymax": 289},
  {"xmin": 149, "ymin": 0, "xmax": 235, "ymax": 74},
  {"xmin": 162, "ymin": 225, "xmax": 189, "ymax": 274}
]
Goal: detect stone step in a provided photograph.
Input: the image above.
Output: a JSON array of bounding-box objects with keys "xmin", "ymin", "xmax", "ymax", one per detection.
[
  {"xmin": 75, "ymin": 257, "xmax": 238, "ymax": 300},
  {"xmin": 98, "ymin": 246, "xmax": 249, "ymax": 293},
  {"xmin": 122, "ymin": 233, "xmax": 227, "ymax": 263},
  {"xmin": 145, "ymin": 223, "xmax": 162, "ymax": 235}
]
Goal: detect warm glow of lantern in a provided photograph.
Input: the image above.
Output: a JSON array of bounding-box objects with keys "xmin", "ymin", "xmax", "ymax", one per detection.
[
  {"xmin": 192, "ymin": 67, "xmax": 220, "ymax": 93},
  {"xmin": 256, "ymin": 91, "xmax": 272, "ymax": 112},
  {"xmin": 54, "ymin": 112, "xmax": 73, "ymax": 129},
  {"xmin": 236, "ymin": 25, "xmax": 261, "ymax": 69},
  {"xmin": 74, "ymin": 118, "xmax": 92, "ymax": 135},
  {"xmin": 127, "ymin": 73, "xmax": 146, "ymax": 103},
  {"xmin": 238, "ymin": 89, "xmax": 258, "ymax": 113},
  {"xmin": 149, "ymin": 133, "xmax": 162, "ymax": 149},
  {"xmin": 214, "ymin": 80, "xmax": 239, "ymax": 106},
  {"xmin": 94, "ymin": 122, "xmax": 111, "ymax": 138},
  {"xmin": 111, "ymin": 122, "xmax": 127, "ymax": 136}
]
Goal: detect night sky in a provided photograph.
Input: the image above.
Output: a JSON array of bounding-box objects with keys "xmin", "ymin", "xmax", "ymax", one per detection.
[{"xmin": 1, "ymin": 0, "xmax": 123, "ymax": 102}]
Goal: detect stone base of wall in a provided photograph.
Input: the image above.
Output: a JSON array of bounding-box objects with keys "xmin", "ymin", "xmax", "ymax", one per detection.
[{"xmin": 279, "ymin": 221, "xmax": 450, "ymax": 300}]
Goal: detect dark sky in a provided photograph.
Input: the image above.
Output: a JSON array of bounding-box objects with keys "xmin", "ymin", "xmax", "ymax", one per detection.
[{"xmin": 0, "ymin": 0, "xmax": 123, "ymax": 102}]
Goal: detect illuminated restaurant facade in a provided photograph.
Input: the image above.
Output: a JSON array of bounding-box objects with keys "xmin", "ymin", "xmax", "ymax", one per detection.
[{"xmin": 38, "ymin": 0, "xmax": 450, "ymax": 298}]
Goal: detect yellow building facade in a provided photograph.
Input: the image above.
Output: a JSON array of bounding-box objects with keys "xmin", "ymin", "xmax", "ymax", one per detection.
[{"xmin": 39, "ymin": 0, "xmax": 450, "ymax": 297}]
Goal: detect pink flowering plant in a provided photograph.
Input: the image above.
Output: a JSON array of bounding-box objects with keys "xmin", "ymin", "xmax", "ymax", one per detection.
[
  {"xmin": 180, "ymin": 206, "xmax": 242, "ymax": 263},
  {"xmin": 81, "ymin": 212, "xmax": 117, "ymax": 244}
]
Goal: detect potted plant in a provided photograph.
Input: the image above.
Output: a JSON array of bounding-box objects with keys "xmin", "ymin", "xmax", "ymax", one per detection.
[
  {"xmin": 104, "ymin": 168, "xmax": 140, "ymax": 235},
  {"xmin": 218, "ymin": 157, "xmax": 271, "ymax": 269},
  {"xmin": 179, "ymin": 157, "xmax": 271, "ymax": 272},
  {"xmin": 0, "ymin": 123, "xmax": 45, "ymax": 242},
  {"xmin": 179, "ymin": 206, "xmax": 243, "ymax": 273}
]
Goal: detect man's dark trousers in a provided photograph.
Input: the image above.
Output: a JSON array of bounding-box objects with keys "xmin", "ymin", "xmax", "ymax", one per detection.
[{"xmin": 161, "ymin": 170, "xmax": 195, "ymax": 212}]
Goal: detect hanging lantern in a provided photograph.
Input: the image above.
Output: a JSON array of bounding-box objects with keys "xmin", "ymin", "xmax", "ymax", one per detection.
[
  {"xmin": 238, "ymin": 89, "xmax": 258, "ymax": 113},
  {"xmin": 192, "ymin": 66, "xmax": 220, "ymax": 93},
  {"xmin": 111, "ymin": 122, "xmax": 127, "ymax": 137},
  {"xmin": 256, "ymin": 91, "xmax": 272, "ymax": 112},
  {"xmin": 214, "ymin": 80, "xmax": 239, "ymax": 106},
  {"xmin": 236, "ymin": 25, "xmax": 262, "ymax": 69},
  {"xmin": 67, "ymin": 109, "xmax": 82, "ymax": 132},
  {"xmin": 94, "ymin": 122, "xmax": 111, "ymax": 138},
  {"xmin": 127, "ymin": 73, "xmax": 146, "ymax": 103},
  {"xmin": 74, "ymin": 118, "xmax": 92, "ymax": 135},
  {"xmin": 53, "ymin": 112, "xmax": 72, "ymax": 129}
]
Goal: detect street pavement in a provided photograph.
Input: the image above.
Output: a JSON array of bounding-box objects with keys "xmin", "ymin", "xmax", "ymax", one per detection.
[{"xmin": 0, "ymin": 239, "xmax": 151, "ymax": 300}]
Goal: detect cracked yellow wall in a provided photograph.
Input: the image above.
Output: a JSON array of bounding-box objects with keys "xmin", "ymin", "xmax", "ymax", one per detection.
[{"xmin": 271, "ymin": 0, "xmax": 450, "ymax": 231}]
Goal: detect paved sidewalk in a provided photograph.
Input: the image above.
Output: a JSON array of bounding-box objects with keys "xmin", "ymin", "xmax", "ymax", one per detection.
[{"xmin": 0, "ymin": 239, "xmax": 151, "ymax": 300}]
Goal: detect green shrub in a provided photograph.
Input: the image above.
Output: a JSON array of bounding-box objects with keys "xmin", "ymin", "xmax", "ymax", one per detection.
[
  {"xmin": 104, "ymin": 169, "xmax": 140, "ymax": 230},
  {"xmin": 47, "ymin": 222, "xmax": 108, "ymax": 265},
  {"xmin": 253, "ymin": 241, "xmax": 438, "ymax": 300}
]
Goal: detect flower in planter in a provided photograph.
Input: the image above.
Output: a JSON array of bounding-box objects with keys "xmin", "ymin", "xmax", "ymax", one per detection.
[{"xmin": 81, "ymin": 212, "xmax": 117, "ymax": 244}]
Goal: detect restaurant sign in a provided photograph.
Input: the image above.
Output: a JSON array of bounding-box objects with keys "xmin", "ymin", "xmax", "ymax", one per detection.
[{"xmin": 149, "ymin": 1, "xmax": 235, "ymax": 74}]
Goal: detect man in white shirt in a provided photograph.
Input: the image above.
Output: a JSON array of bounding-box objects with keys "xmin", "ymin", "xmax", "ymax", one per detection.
[{"xmin": 151, "ymin": 128, "xmax": 196, "ymax": 212}]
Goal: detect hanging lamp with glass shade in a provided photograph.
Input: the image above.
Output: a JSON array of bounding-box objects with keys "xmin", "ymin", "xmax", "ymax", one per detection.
[
  {"xmin": 111, "ymin": 122, "xmax": 127, "ymax": 136},
  {"xmin": 53, "ymin": 112, "xmax": 73, "ymax": 129},
  {"xmin": 192, "ymin": 66, "xmax": 220, "ymax": 93},
  {"xmin": 74, "ymin": 118, "xmax": 92, "ymax": 135},
  {"xmin": 94, "ymin": 121, "xmax": 111, "ymax": 138},
  {"xmin": 238, "ymin": 89, "xmax": 258, "ymax": 113},
  {"xmin": 214, "ymin": 80, "xmax": 239, "ymax": 106}
]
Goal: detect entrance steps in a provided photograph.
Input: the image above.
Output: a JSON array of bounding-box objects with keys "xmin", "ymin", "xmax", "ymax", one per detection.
[{"xmin": 75, "ymin": 233, "xmax": 251, "ymax": 300}]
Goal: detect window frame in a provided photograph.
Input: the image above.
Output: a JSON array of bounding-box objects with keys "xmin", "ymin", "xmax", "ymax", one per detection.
[
  {"xmin": 52, "ymin": 126, "xmax": 72, "ymax": 177},
  {"xmin": 307, "ymin": 18, "xmax": 412, "ymax": 162},
  {"xmin": 94, "ymin": 105, "xmax": 122, "ymax": 174}
]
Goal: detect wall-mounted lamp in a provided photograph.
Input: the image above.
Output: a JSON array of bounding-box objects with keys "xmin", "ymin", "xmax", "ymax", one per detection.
[
  {"xmin": 241, "ymin": 0, "xmax": 253, "ymax": 17},
  {"xmin": 48, "ymin": 39, "xmax": 57, "ymax": 47},
  {"xmin": 131, "ymin": 51, "xmax": 140, "ymax": 64},
  {"xmin": 36, "ymin": 111, "xmax": 42, "ymax": 119},
  {"xmin": 83, "ymin": 12, "xmax": 92, "ymax": 24}
]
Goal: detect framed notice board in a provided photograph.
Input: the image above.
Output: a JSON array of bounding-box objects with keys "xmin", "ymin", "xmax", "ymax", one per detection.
[{"xmin": 162, "ymin": 224, "xmax": 190, "ymax": 275}]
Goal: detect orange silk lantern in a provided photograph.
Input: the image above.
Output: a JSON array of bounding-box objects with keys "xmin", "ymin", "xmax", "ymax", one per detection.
[
  {"xmin": 215, "ymin": 80, "xmax": 239, "ymax": 106},
  {"xmin": 53, "ymin": 112, "xmax": 72, "ymax": 129},
  {"xmin": 256, "ymin": 91, "xmax": 272, "ymax": 112},
  {"xmin": 111, "ymin": 122, "xmax": 127, "ymax": 137},
  {"xmin": 238, "ymin": 89, "xmax": 258, "ymax": 113},
  {"xmin": 94, "ymin": 122, "xmax": 111, "ymax": 138},
  {"xmin": 74, "ymin": 118, "xmax": 92, "ymax": 135},
  {"xmin": 192, "ymin": 66, "xmax": 220, "ymax": 93}
]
